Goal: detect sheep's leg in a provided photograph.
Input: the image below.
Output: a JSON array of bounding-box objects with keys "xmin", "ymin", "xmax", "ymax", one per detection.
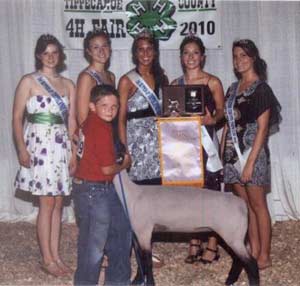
[
  {"xmin": 223, "ymin": 241, "xmax": 259, "ymax": 286},
  {"xmin": 243, "ymin": 256, "xmax": 259, "ymax": 286},
  {"xmin": 144, "ymin": 250, "xmax": 154, "ymax": 286},
  {"xmin": 131, "ymin": 249, "xmax": 155, "ymax": 286},
  {"xmin": 225, "ymin": 256, "xmax": 243, "ymax": 285},
  {"xmin": 131, "ymin": 236, "xmax": 146, "ymax": 285},
  {"xmin": 218, "ymin": 225, "xmax": 259, "ymax": 286}
]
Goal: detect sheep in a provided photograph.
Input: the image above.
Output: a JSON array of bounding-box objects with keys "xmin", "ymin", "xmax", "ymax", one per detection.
[{"xmin": 113, "ymin": 170, "xmax": 259, "ymax": 286}]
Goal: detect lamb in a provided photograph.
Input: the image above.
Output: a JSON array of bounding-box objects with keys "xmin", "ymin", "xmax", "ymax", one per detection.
[{"xmin": 113, "ymin": 170, "xmax": 259, "ymax": 286}]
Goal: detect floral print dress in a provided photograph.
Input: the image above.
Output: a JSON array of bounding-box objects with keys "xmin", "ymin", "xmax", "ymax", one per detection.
[
  {"xmin": 15, "ymin": 94, "xmax": 72, "ymax": 196},
  {"xmin": 126, "ymin": 88, "xmax": 161, "ymax": 183},
  {"xmin": 223, "ymin": 81, "xmax": 281, "ymax": 186}
]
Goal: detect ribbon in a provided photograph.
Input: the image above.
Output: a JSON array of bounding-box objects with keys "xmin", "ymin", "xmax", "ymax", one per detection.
[
  {"xmin": 127, "ymin": 69, "xmax": 162, "ymax": 116},
  {"xmin": 34, "ymin": 73, "xmax": 69, "ymax": 127},
  {"xmin": 27, "ymin": 112, "xmax": 63, "ymax": 125},
  {"xmin": 85, "ymin": 69, "xmax": 103, "ymax": 85}
]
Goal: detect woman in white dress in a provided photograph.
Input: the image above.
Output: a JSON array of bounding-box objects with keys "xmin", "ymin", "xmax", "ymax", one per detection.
[{"xmin": 13, "ymin": 34, "xmax": 76, "ymax": 277}]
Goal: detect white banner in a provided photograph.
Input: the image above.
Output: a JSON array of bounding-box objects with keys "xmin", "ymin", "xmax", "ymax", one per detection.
[
  {"xmin": 63, "ymin": 0, "xmax": 221, "ymax": 49},
  {"xmin": 157, "ymin": 116, "xmax": 204, "ymax": 186}
]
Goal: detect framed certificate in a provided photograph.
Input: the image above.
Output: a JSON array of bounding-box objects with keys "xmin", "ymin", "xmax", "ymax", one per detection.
[
  {"xmin": 157, "ymin": 116, "xmax": 204, "ymax": 187},
  {"xmin": 162, "ymin": 85, "xmax": 205, "ymax": 116}
]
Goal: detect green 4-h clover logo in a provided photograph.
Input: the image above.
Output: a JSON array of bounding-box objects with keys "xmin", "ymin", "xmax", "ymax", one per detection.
[{"xmin": 126, "ymin": 0, "xmax": 177, "ymax": 40}]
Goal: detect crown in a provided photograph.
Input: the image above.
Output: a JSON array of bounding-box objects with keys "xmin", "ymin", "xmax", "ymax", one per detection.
[
  {"xmin": 134, "ymin": 29, "xmax": 154, "ymax": 40},
  {"xmin": 40, "ymin": 34, "xmax": 57, "ymax": 42}
]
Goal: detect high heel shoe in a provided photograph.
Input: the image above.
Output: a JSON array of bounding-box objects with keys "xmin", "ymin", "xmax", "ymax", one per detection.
[
  {"xmin": 199, "ymin": 247, "xmax": 220, "ymax": 264},
  {"xmin": 184, "ymin": 244, "xmax": 203, "ymax": 264}
]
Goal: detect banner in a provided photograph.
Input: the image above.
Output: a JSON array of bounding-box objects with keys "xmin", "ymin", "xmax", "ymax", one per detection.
[
  {"xmin": 157, "ymin": 116, "xmax": 204, "ymax": 187},
  {"xmin": 63, "ymin": 0, "xmax": 221, "ymax": 49}
]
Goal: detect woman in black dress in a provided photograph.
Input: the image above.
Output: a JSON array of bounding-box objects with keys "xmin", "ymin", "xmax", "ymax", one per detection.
[
  {"xmin": 172, "ymin": 35, "xmax": 225, "ymax": 264},
  {"xmin": 222, "ymin": 39, "xmax": 281, "ymax": 270}
]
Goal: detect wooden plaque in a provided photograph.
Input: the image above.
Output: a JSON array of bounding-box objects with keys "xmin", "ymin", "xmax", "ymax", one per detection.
[{"xmin": 162, "ymin": 85, "xmax": 205, "ymax": 117}]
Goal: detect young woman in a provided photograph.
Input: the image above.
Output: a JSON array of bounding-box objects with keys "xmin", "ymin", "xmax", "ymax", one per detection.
[
  {"xmin": 13, "ymin": 34, "xmax": 76, "ymax": 277},
  {"xmin": 222, "ymin": 39, "xmax": 281, "ymax": 270},
  {"xmin": 172, "ymin": 35, "xmax": 225, "ymax": 264},
  {"xmin": 118, "ymin": 31, "xmax": 169, "ymax": 276},
  {"xmin": 118, "ymin": 31, "xmax": 168, "ymax": 185},
  {"xmin": 76, "ymin": 29, "xmax": 115, "ymax": 125},
  {"xmin": 75, "ymin": 29, "xmax": 119, "ymax": 272}
]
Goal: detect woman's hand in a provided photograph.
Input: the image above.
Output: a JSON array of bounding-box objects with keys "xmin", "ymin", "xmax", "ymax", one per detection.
[
  {"xmin": 241, "ymin": 161, "xmax": 254, "ymax": 183},
  {"xmin": 201, "ymin": 107, "xmax": 216, "ymax": 126},
  {"xmin": 69, "ymin": 154, "xmax": 77, "ymax": 176},
  {"xmin": 18, "ymin": 148, "xmax": 30, "ymax": 168},
  {"xmin": 122, "ymin": 153, "xmax": 132, "ymax": 169}
]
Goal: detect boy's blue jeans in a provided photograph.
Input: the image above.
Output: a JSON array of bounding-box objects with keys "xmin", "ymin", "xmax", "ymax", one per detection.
[{"xmin": 72, "ymin": 180, "xmax": 132, "ymax": 286}]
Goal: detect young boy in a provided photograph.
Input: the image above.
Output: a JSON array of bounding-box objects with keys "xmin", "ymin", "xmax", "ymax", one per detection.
[{"xmin": 72, "ymin": 84, "xmax": 132, "ymax": 286}]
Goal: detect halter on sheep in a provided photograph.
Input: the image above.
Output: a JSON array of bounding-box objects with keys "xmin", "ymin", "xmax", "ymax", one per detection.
[{"xmin": 113, "ymin": 170, "xmax": 259, "ymax": 286}]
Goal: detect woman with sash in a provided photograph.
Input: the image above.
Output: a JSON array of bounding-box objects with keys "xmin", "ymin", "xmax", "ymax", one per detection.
[
  {"xmin": 171, "ymin": 35, "xmax": 225, "ymax": 264},
  {"xmin": 118, "ymin": 31, "xmax": 168, "ymax": 185},
  {"xmin": 75, "ymin": 29, "xmax": 120, "ymax": 271},
  {"xmin": 76, "ymin": 29, "xmax": 115, "ymax": 125},
  {"xmin": 13, "ymin": 34, "xmax": 76, "ymax": 277},
  {"xmin": 222, "ymin": 39, "xmax": 281, "ymax": 270},
  {"xmin": 118, "ymin": 31, "xmax": 168, "ymax": 275}
]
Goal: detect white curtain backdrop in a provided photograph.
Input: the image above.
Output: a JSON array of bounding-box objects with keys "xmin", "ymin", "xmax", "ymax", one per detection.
[{"xmin": 1, "ymin": 0, "xmax": 299, "ymax": 222}]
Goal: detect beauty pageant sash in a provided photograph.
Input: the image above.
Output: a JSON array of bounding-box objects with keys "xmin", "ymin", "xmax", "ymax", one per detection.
[
  {"xmin": 226, "ymin": 82, "xmax": 256, "ymax": 172},
  {"xmin": 177, "ymin": 76, "xmax": 222, "ymax": 172},
  {"xmin": 34, "ymin": 73, "xmax": 68, "ymax": 127},
  {"xmin": 201, "ymin": 126, "xmax": 223, "ymax": 172},
  {"xmin": 85, "ymin": 69, "xmax": 103, "ymax": 85},
  {"xmin": 127, "ymin": 69, "xmax": 162, "ymax": 116}
]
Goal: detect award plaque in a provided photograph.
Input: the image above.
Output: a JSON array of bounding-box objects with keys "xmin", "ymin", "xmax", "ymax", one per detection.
[
  {"xmin": 185, "ymin": 86, "xmax": 205, "ymax": 115},
  {"xmin": 162, "ymin": 85, "xmax": 205, "ymax": 117}
]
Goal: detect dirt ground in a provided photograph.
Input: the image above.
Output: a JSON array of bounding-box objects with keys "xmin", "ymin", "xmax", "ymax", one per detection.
[{"xmin": 0, "ymin": 220, "xmax": 299, "ymax": 286}]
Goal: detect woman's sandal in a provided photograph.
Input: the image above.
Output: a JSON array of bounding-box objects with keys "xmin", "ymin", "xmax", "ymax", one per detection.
[
  {"xmin": 55, "ymin": 259, "xmax": 73, "ymax": 274},
  {"xmin": 184, "ymin": 244, "xmax": 203, "ymax": 264},
  {"xmin": 40, "ymin": 261, "xmax": 65, "ymax": 277},
  {"xmin": 199, "ymin": 247, "xmax": 220, "ymax": 264}
]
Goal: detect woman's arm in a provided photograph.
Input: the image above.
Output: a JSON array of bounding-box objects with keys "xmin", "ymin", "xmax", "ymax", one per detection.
[
  {"xmin": 117, "ymin": 75, "xmax": 133, "ymax": 148},
  {"xmin": 241, "ymin": 109, "xmax": 270, "ymax": 183},
  {"xmin": 76, "ymin": 72, "xmax": 95, "ymax": 125},
  {"xmin": 66, "ymin": 79, "xmax": 77, "ymax": 175},
  {"xmin": 12, "ymin": 76, "xmax": 32, "ymax": 168},
  {"xmin": 109, "ymin": 71, "xmax": 116, "ymax": 88},
  {"xmin": 203, "ymin": 76, "xmax": 225, "ymax": 126},
  {"xmin": 101, "ymin": 153, "xmax": 131, "ymax": 176},
  {"xmin": 66, "ymin": 79, "xmax": 77, "ymax": 137}
]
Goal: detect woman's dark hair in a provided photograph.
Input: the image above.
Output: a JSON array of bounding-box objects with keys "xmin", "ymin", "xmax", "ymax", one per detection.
[
  {"xmin": 179, "ymin": 35, "xmax": 206, "ymax": 56},
  {"xmin": 83, "ymin": 29, "xmax": 111, "ymax": 64},
  {"xmin": 232, "ymin": 39, "xmax": 267, "ymax": 80},
  {"xmin": 179, "ymin": 35, "xmax": 206, "ymax": 71},
  {"xmin": 131, "ymin": 32, "xmax": 168, "ymax": 88},
  {"xmin": 34, "ymin": 34, "xmax": 66, "ymax": 72}
]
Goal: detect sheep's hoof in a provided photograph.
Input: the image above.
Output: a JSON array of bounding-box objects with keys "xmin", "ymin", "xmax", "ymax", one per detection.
[
  {"xmin": 225, "ymin": 277, "xmax": 238, "ymax": 286},
  {"xmin": 131, "ymin": 275, "xmax": 145, "ymax": 285}
]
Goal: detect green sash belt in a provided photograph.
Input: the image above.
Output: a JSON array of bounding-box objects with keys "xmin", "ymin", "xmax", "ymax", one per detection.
[{"xmin": 27, "ymin": 113, "xmax": 64, "ymax": 125}]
